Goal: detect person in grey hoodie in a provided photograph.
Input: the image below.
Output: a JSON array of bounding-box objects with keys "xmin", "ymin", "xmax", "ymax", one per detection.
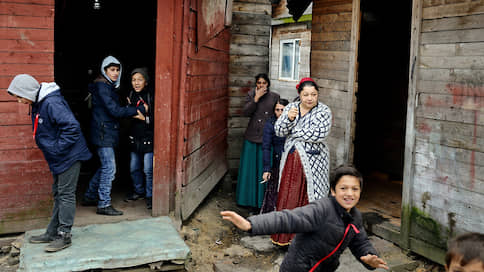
[
  {"xmin": 7, "ymin": 74, "xmax": 92, "ymax": 252},
  {"xmin": 81, "ymin": 56, "xmax": 147, "ymax": 216}
]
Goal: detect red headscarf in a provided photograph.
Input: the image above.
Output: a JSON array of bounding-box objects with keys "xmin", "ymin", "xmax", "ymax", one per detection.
[{"xmin": 296, "ymin": 77, "xmax": 316, "ymax": 91}]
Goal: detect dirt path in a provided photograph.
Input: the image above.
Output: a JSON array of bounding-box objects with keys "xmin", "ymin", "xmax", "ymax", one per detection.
[{"xmin": 181, "ymin": 188, "xmax": 277, "ymax": 271}]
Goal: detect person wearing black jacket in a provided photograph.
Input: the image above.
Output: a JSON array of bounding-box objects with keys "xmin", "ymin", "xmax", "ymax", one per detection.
[
  {"xmin": 221, "ymin": 165, "xmax": 388, "ymax": 272},
  {"xmin": 82, "ymin": 56, "xmax": 147, "ymax": 216},
  {"xmin": 124, "ymin": 68, "xmax": 154, "ymax": 209}
]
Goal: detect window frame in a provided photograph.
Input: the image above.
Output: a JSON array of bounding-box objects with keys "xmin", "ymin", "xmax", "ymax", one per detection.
[{"xmin": 278, "ymin": 39, "xmax": 301, "ymax": 81}]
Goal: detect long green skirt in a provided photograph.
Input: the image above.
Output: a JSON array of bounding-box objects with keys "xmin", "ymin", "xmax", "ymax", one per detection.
[{"xmin": 236, "ymin": 140, "xmax": 266, "ymax": 208}]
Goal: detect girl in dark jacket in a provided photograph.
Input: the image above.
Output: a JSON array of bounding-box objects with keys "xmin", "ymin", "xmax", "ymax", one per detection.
[
  {"xmin": 260, "ymin": 98, "xmax": 289, "ymax": 214},
  {"xmin": 124, "ymin": 68, "xmax": 154, "ymax": 209},
  {"xmin": 82, "ymin": 56, "xmax": 147, "ymax": 216},
  {"xmin": 222, "ymin": 165, "xmax": 389, "ymax": 272}
]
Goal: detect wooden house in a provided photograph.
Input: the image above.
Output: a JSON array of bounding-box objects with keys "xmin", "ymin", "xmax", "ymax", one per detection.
[
  {"xmin": 0, "ymin": 0, "xmax": 230, "ymax": 232},
  {"xmin": 270, "ymin": 0, "xmax": 312, "ymax": 101},
  {"xmin": 284, "ymin": 0, "xmax": 484, "ymax": 263}
]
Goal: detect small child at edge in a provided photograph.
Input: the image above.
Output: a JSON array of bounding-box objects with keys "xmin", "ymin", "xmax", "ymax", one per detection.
[{"xmin": 445, "ymin": 232, "xmax": 484, "ymax": 272}]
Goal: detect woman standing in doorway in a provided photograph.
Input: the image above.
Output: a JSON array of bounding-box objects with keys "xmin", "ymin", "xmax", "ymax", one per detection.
[
  {"xmin": 124, "ymin": 68, "xmax": 154, "ymax": 210},
  {"xmin": 236, "ymin": 74, "xmax": 280, "ymax": 210},
  {"xmin": 271, "ymin": 77, "xmax": 332, "ymax": 246}
]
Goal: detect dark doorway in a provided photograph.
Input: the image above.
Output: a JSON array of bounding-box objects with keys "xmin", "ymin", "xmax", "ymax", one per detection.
[
  {"xmin": 353, "ymin": 0, "xmax": 412, "ymax": 224},
  {"xmin": 54, "ymin": 0, "xmax": 157, "ymax": 202}
]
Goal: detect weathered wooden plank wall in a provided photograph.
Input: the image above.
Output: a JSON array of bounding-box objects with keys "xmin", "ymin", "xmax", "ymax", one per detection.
[
  {"xmin": 270, "ymin": 25, "xmax": 312, "ymax": 101},
  {"xmin": 227, "ymin": 0, "xmax": 272, "ymax": 179},
  {"xmin": 0, "ymin": 0, "xmax": 54, "ymax": 233},
  {"xmin": 179, "ymin": 0, "xmax": 230, "ymax": 219},
  {"xmin": 410, "ymin": 0, "xmax": 484, "ymax": 253},
  {"xmin": 311, "ymin": 0, "xmax": 353, "ymax": 168},
  {"xmin": 270, "ymin": 0, "xmax": 312, "ymax": 100}
]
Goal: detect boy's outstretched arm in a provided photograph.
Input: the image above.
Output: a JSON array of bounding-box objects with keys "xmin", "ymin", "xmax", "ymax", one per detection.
[
  {"xmin": 360, "ymin": 254, "xmax": 389, "ymax": 270},
  {"xmin": 220, "ymin": 211, "xmax": 252, "ymax": 231}
]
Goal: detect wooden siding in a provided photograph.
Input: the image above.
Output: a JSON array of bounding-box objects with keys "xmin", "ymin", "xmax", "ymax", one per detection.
[
  {"xmin": 270, "ymin": 23, "xmax": 312, "ymax": 101},
  {"xmin": 178, "ymin": 0, "xmax": 230, "ymax": 220},
  {"xmin": 0, "ymin": 0, "xmax": 54, "ymax": 233},
  {"xmin": 407, "ymin": 0, "xmax": 484, "ymax": 259},
  {"xmin": 228, "ymin": 0, "xmax": 272, "ymax": 179},
  {"xmin": 311, "ymin": 0, "xmax": 353, "ymax": 168}
]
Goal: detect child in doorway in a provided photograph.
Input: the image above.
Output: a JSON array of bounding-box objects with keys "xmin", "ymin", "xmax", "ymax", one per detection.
[
  {"xmin": 445, "ymin": 232, "xmax": 484, "ymax": 272},
  {"xmin": 7, "ymin": 74, "xmax": 92, "ymax": 252},
  {"xmin": 221, "ymin": 165, "xmax": 388, "ymax": 272},
  {"xmin": 260, "ymin": 98, "xmax": 289, "ymax": 214},
  {"xmin": 124, "ymin": 68, "xmax": 154, "ymax": 210}
]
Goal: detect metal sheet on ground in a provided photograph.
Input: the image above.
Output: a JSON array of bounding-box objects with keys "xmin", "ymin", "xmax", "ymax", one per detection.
[{"xmin": 18, "ymin": 217, "xmax": 190, "ymax": 272}]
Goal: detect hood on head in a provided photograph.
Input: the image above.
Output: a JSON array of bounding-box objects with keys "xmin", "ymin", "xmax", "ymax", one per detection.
[
  {"xmin": 7, "ymin": 74, "xmax": 40, "ymax": 102},
  {"xmin": 101, "ymin": 56, "xmax": 122, "ymax": 88}
]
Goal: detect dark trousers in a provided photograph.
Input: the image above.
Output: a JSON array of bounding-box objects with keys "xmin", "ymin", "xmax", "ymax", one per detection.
[{"xmin": 46, "ymin": 161, "xmax": 81, "ymax": 235}]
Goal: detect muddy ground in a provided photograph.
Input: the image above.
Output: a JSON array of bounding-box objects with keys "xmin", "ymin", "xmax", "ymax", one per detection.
[{"xmin": 0, "ymin": 184, "xmax": 445, "ymax": 272}]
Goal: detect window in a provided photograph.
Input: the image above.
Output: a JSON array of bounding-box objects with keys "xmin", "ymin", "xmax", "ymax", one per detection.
[{"xmin": 279, "ymin": 39, "xmax": 301, "ymax": 80}]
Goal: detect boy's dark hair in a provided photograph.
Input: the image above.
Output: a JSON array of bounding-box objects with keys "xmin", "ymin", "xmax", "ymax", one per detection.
[
  {"xmin": 104, "ymin": 62, "xmax": 120, "ymax": 70},
  {"xmin": 445, "ymin": 232, "xmax": 484, "ymax": 268},
  {"xmin": 330, "ymin": 165, "xmax": 363, "ymax": 191},
  {"xmin": 255, "ymin": 73, "xmax": 270, "ymax": 87}
]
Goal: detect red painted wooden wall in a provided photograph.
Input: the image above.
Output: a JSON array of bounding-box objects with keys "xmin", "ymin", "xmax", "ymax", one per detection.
[
  {"xmin": 177, "ymin": 0, "xmax": 229, "ymax": 219},
  {"xmin": 0, "ymin": 0, "xmax": 55, "ymax": 232}
]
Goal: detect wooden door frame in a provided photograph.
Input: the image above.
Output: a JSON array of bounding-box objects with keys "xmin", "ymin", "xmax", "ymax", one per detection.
[
  {"xmin": 344, "ymin": 0, "xmax": 361, "ymax": 164},
  {"xmin": 345, "ymin": 0, "xmax": 422, "ymax": 250},
  {"xmin": 401, "ymin": 0, "xmax": 422, "ymax": 249},
  {"xmin": 152, "ymin": 0, "xmax": 185, "ymax": 216}
]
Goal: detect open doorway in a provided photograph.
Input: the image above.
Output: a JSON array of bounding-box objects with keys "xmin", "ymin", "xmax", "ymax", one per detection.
[
  {"xmin": 353, "ymin": 0, "xmax": 412, "ymax": 227},
  {"xmin": 54, "ymin": 0, "xmax": 157, "ymax": 220}
]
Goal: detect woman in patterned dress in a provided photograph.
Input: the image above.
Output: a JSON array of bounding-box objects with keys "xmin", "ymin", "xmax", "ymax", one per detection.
[{"xmin": 271, "ymin": 77, "xmax": 332, "ymax": 246}]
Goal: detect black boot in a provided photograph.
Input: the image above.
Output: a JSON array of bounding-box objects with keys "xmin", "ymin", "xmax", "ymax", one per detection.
[
  {"xmin": 146, "ymin": 197, "xmax": 152, "ymax": 210},
  {"xmin": 29, "ymin": 233, "xmax": 55, "ymax": 244},
  {"xmin": 45, "ymin": 232, "xmax": 72, "ymax": 252},
  {"xmin": 81, "ymin": 196, "xmax": 98, "ymax": 206},
  {"xmin": 96, "ymin": 205, "xmax": 123, "ymax": 216},
  {"xmin": 124, "ymin": 192, "xmax": 145, "ymax": 202}
]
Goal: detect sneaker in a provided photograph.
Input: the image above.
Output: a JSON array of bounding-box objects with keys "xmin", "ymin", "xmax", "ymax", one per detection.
[
  {"xmin": 29, "ymin": 233, "xmax": 55, "ymax": 244},
  {"xmin": 81, "ymin": 196, "xmax": 98, "ymax": 206},
  {"xmin": 124, "ymin": 192, "xmax": 145, "ymax": 202},
  {"xmin": 45, "ymin": 232, "xmax": 72, "ymax": 252},
  {"xmin": 96, "ymin": 205, "xmax": 123, "ymax": 216},
  {"xmin": 146, "ymin": 197, "xmax": 152, "ymax": 210}
]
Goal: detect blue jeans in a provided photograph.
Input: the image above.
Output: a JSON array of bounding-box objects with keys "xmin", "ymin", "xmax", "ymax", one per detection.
[
  {"xmin": 130, "ymin": 152, "xmax": 153, "ymax": 198},
  {"xmin": 85, "ymin": 147, "xmax": 116, "ymax": 208}
]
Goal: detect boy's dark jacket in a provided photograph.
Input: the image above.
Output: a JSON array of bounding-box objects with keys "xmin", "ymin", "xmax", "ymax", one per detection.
[
  {"xmin": 32, "ymin": 89, "xmax": 91, "ymax": 175},
  {"xmin": 127, "ymin": 87, "xmax": 154, "ymax": 153},
  {"xmin": 247, "ymin": 196, "xmax": 378, "ymax": 272},
  {"xmin": 89, "ymin": 76, "xmax": 146, "ymax": 147}
]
